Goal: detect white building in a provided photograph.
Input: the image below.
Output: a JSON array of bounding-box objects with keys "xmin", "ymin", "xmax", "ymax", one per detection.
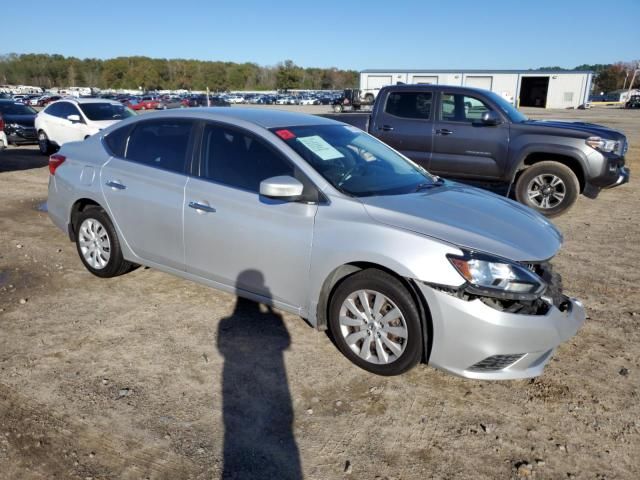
[{"xmin": 360, "ymin": 70, "xmax": 593, "ymax": 109}]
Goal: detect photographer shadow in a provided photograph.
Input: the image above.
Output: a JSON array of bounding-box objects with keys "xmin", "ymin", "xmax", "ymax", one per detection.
[{"xmin": 217, "ymin": 270, "xmax": 302, "ymax": 480}]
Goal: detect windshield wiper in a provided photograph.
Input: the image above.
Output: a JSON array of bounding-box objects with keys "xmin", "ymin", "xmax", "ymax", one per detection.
[{"xmin": 414, "ymin": 177, "xmax": 445, "ymax": 192}]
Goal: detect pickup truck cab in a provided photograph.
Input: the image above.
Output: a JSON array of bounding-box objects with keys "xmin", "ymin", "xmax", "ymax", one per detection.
[{"xmin": 362, "ymin": 84, "xmax": 630, "ymax": 216}]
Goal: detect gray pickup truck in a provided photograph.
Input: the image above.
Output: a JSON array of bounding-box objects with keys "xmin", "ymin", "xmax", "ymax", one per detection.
[{"xmin": 338, "ymin": 84, "xmax": 630, "ymax": 216}]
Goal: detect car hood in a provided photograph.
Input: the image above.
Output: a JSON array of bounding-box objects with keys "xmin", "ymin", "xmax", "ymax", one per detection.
[
  {"xmin": 523, "ymin": 119, "xmax": 625, "ymax": 141},
  {"xmin": 360, "ymin": 182, "xmax": 563, "ymax": 262},
  {"xmin": 2, "ymin": 114, "xmax": 35, "ymax": 127}
]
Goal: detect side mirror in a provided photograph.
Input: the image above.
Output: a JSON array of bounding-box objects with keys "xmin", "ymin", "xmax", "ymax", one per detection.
[
  {"xmin": 67, "ymin": 114, "xmax": 81, "ymax": 123},
  {"xmin": 260, "ymin": 176, "xmax": 304, "ymax": 200},
  {"xmin": 481, "ymin": 111, "xmax": 501, "ymax": 126}
]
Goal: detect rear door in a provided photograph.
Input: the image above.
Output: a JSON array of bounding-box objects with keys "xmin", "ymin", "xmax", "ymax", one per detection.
[
  {"xmin": 430, "ymin": 92, "xmax": 509, "ymax": 179},
  {"xmin": 369, "ymin": 90, "xmax": 434, "ymax": 168},
  {"xmin": 100, "ymin": 118, "xmax": 195, "ymax": 270}
]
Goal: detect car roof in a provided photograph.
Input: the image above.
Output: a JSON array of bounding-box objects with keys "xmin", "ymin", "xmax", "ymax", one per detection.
[
  {"xmin": 55, "ymin": 97, "xmax": 123, "ymax": 105},
  {"xmin": 141, "ymin": 107, "xmax": 341, "ymax": 128},
  {"xmin": 380, "ymin": 83, "xmax": 491, "ymax": 94}
]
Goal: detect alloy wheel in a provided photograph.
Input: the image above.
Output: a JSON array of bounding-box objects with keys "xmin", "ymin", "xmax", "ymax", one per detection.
[
  {"xmin": 527, "ymin": 174, "xmax": 566, "ymax": 209},
  {"xmin": 338, "ymin": 289, "xmax": 408, "ymax": 364},
  {"xmin": 78, "ymin": 218, "xmax": 111, "ymax": 270}
]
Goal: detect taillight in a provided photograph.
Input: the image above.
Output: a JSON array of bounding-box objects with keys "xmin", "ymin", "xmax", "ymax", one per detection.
[
  {"xmin": 0, "ymin": 114, "xmax": 5, "ymax": 131},
  {"xmin": 49, "ymin": 154, "xmax": 66, "ymax": 175}
]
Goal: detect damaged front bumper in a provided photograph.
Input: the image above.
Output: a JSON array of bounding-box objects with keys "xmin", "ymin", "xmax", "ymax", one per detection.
[{"xmin": 417, "ymin": 280, "xmax": 586, "ymax": 380}]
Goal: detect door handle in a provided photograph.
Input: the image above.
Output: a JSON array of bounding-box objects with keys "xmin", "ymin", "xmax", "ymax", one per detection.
[
  {"xmin": 436, "ymin": 129, "xmax": 453, "ymax": 135},
  {"xmin": 105, "ymin": 180, "xmax": 126, "ymax": 190},
  {"xmin": 188, "ymin": 201, "xmax": 216, "ymax": 213},
  {"xmin": 379, "ymin": 125, "xmax": 394, "ymax": 131}
]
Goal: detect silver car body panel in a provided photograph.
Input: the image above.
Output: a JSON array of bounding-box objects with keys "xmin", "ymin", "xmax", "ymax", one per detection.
[{"xmin": 47, "ymin": 108, "xmax": 586, "ymax": 379}]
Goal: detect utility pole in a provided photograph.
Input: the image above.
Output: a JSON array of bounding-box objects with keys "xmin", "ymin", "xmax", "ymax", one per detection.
[{"xmin": 625, "ymin": 64, "xmax": 639, "ymax": 105}]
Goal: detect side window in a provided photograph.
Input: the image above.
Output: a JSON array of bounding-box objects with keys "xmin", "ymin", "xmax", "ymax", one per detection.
[
  {"xmin": 384, "ymin": 92, "xmax": 432, "ymax": 120},
  {"xmin": 125, "ymin": 120, "xmax": 193, "ymax": 173},
  {"xmin": 103, "ymin": 125, "xmax": 132, "ymax": 158},
  {"xmin": 45, "ymin": 102, "xmax": 63, "ymax": 117},
  {"xmin": 55, "ymin": 102, "xmax": 81, "ymax": 119},
  {"xmin": 440, "ymin": 94, "xmax": 491, "ymax": 122},
  {"xmin": 201, "ymin": 124, "xmax": 294, "ymax": 192}
]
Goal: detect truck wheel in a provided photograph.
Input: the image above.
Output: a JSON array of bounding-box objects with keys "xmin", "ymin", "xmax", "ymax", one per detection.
[
  {"xmin": 333, "ymin": 104, "xmax": 343, "ymax": 113},
  {"xmin": 515, "ymin": 161, "xmax": 579, "ymax": 217},
  {"xmin": 364, "ymin": 93, "xmax": 374, "ymax": 103}
]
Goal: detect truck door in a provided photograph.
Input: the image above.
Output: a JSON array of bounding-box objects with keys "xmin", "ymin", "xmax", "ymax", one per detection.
[
  {"xmin": 369, "ymin": 90, "xmax": 433, "ymax": 169},
  {"xmin": 430, "ymin": 92, "xmax": 509, "ymax": 179}
]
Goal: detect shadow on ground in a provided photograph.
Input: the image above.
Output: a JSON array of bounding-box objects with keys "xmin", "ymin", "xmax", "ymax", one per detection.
[
  {"xmin": 0, "ymin": 147, "xmax": 48, "ymax": 173},
  {"xmin": 217, "ymin": 270, "xmax": 301, "ymax": 480}
]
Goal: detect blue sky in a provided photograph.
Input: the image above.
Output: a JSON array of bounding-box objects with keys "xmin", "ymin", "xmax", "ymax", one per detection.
[{"xmin": 3, "ymin": 0, "xmax": 639, "ymax": 70}]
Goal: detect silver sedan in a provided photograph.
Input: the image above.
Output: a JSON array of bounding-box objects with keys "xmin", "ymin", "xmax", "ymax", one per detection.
[{"xmin": 47, "ymin": 108, "xmax": 585, "ymax": 378}]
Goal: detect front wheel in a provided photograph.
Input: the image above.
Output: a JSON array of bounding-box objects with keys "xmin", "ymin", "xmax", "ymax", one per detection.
[
  {"xmin": 74, "ymin": 207, "xmax": 135, "ymax": 278},
  {"xmin": 333, "ymin": 104, "xmax": 343, "ymax": 113},
  {"xmin": 38, "ymin": 130, "xmax": 54, "ymax": 155},
  {"xmin": 328, "ymin": 269, "xmax": 423, "ymax": 376},
  {"xmin": 515, "ymin": 161, "xmax": 579, "ymax": 217}
]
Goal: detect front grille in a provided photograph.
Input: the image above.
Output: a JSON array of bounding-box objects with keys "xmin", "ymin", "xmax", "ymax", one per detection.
[
  {"xmin": 521, "ymin": 261, "xmax": 565, "ymax": 308},
  {"xmin": 468, "ymin": 354, "xmax": 524, "ymax": 372}
]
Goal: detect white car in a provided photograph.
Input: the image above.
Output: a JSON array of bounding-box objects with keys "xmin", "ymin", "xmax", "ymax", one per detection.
[
  {"xmin": 35, "ymin": 98, "xmax": 135, "ymax": 154},
  {"xmin": 299, "ymin": 97, "xmax": 319, "ymax": 105}
]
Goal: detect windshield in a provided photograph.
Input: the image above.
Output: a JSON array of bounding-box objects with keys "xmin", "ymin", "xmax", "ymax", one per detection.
[
  {"xmin": 485, "ymin": 91, "xmax": 528, "ymax": 123},
  {"xmin": 271, "ymin": 124, "xmax": 439, "ymax": 197},
  {"xmin": 79, "ymin": 102, "xmax": 134, "ymax": 121},
  {"xmin": 0, "ymin": 102, "xmax": 37, "ymax": 115}
]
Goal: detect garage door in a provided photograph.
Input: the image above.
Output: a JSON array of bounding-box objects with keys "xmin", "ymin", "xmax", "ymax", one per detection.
[
  {"xmin": 464, "ymin": 76, "xmax": 493, "ymax": 90},
  {"xmin": 411, "ymin": 75, "xmax": 438, "ymax": 84},
  {"xmin": 366, "ymin": 75, "xmax": 393, "ymax": 90}
]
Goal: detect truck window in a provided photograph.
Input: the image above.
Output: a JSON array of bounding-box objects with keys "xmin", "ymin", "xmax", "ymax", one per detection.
[
  {"xmin": 385, "ymin": 92, "xmax": 432, "ymax": 120},
  {"xmin": 440, "ymin": 94, "xmax": 491, "ymax": 122}
]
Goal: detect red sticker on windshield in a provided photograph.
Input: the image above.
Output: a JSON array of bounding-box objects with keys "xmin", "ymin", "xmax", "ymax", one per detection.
[{"xmin": 275, "ymin": 129, "xmax": 296, "ymax": 140}]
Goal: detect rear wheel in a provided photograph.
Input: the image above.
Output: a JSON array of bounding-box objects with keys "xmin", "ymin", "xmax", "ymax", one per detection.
[
  {"xmin": 74, "ymin": 207, "xmax": 135, "ymax": 278},
  {"xmin": 328, "ymin": 269, "xmax": 423, "ymax": 376},
  {"xmin": 515, "ymin": 161, "xmax": 579, "ymax": 217}
]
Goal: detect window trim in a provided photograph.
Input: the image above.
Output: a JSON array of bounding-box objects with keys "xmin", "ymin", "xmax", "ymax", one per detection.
[
  {"xmin": 116, "ymin": 118, "xmax": 196, "ymax": 175},
  {"xmin": 195, "ymin": 120, "xmax": 323, "ymax": 203},
  {"xmin": 438, "ymin": 92, "xmax": 494, "ymax": 124},
  {"xmin": 383, "ymin": 90, "xmax": 434, "ymax": 122}
]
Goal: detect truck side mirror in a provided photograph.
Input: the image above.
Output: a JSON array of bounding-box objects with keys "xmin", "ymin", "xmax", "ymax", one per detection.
[{"xmin": 481, "ymin": 111, "xmax": 501, "ymax": 126}]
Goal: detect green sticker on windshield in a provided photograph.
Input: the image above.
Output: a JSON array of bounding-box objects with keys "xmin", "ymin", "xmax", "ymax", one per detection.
[{"xmin": 296, "ymin": 135, "xmax": 344, "ymax": 161}]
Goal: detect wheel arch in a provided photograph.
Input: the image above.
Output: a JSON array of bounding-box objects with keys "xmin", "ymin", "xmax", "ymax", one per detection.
[
  {"xmin": 316, "ymin": 261, "xmax": 433, "ymax": 363},
  {"xmin": 68, "ymin": 198, "xmax": 103, "ymax": 241},
  {"xmin": 514, "ymin": 151, "xmax": 586, "ymax": 193}
]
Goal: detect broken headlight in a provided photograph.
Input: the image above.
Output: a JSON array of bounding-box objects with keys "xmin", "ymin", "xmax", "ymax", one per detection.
[{"xmin": 447, "ymin": 252, "xmax": 547, "ymax": 301}]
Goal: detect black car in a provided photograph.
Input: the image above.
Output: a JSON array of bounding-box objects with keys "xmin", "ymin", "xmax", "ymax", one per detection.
[
  {"xmin": 625, "ymin": 95, "xmax": 640, "ymax": 109},
  {"xmin": 184, "ymin": 95, "xmax": 230, "ymax": 107},
  {"xmin": 0, "ymin": 100, "xmax": 38, "ymax": 146}
]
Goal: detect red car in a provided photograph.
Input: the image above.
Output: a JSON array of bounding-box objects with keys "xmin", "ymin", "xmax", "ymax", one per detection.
[{"xmin": 129, "ymin": 97, "xmax": 161, "ymax": 110}]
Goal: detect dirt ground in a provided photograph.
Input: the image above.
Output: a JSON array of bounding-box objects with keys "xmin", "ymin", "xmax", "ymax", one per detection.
[{"xmin": 0, "ymin": 106, "xmax": 639, "ymax": 480}]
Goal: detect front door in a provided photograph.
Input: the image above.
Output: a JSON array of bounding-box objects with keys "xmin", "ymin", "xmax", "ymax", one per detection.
[
  {"xmin": 369, "ymin": 90, "xmax": 434, "ymax": 169},
  {"xmin": 184, "ymin": 122, "xmax": 317, "ymax": 309},
  {"xmin": 100, "ymin": 118, "xmax": 195, "ymax": 270},
  {"xmin": 430, "ymin": 92, "xmax": 509, "ymax": 179}
]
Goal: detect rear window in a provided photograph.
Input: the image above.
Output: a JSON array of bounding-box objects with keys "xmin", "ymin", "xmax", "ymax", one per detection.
[
  {"xmin": 103, "ymin": 125, "xmax": 132, "ymax": 158},
  {"xmin": 385, "ymin": 92, "xmax": 432, "ymax": 120}
]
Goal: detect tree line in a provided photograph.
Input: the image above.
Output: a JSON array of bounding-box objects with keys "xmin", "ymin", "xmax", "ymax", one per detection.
[
  {"xmin": 538, "ymin": 61, "xmax": 640, "ymax": 93},
  {"xmin": 0, "ymin": 54, "xmax": 359, "ymax": 91}
]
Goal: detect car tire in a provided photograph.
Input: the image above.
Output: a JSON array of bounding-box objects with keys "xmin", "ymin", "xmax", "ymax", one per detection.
[
  {"xmin": 38, "ymin": 130, "xmax": 54, "ymax": 155},
  {"xmin": 74, "ymin": 206, "xmax": 135, "ymax": 278},
  {"xmin": 515, "ymin": 161, "xmax": 579, "ymax": 217},
  {"xmin": 328, "ymin": 269, "xmax": 423, "ymax": 376},
  {"xmin": 333, "ymin": 104, "xmax": 343, "ymax": 113}
]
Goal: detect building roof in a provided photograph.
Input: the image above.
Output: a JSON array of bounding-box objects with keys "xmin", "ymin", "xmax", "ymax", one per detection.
[{"xmin": 361, "ymin": 69, "xmax": 594, "ymax": 75}]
